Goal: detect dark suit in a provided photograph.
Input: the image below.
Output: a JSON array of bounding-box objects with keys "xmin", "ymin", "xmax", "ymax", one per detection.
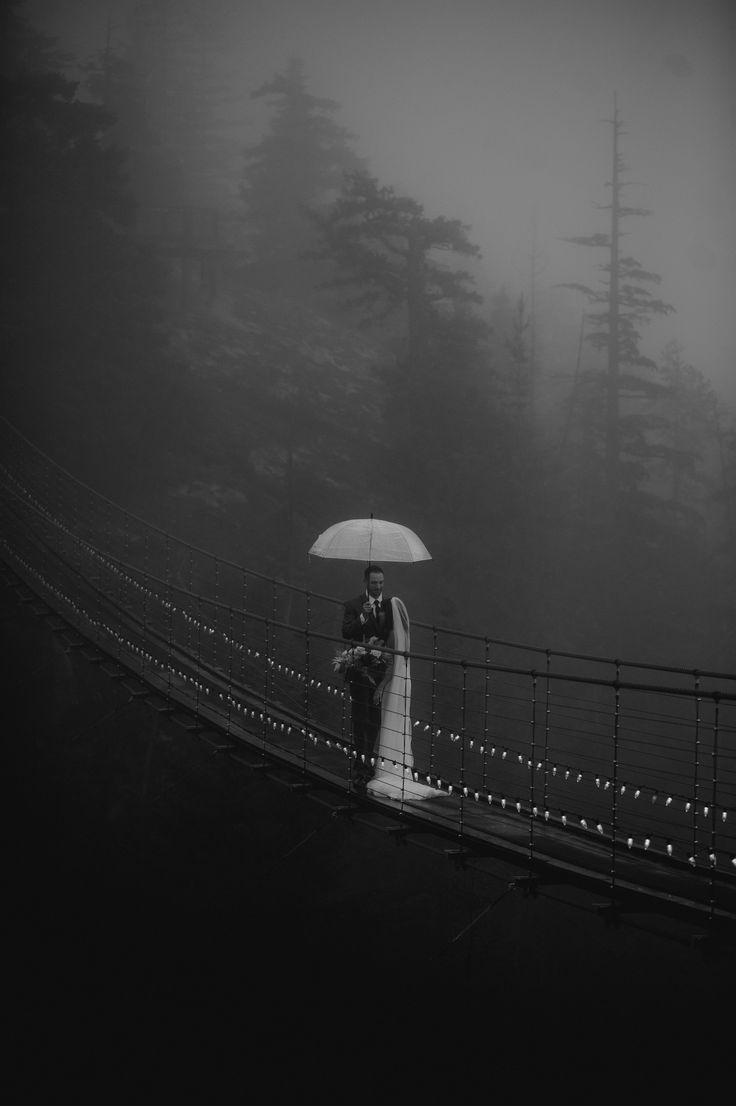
[{"xmin": 342, "ymin": 594, "xmax": 394, "ymax": 780}]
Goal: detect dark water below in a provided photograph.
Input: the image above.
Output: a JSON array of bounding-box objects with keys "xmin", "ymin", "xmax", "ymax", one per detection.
[{"xmin": 4, "ymin": 573, "xmax": 734, "ymax": 1096}]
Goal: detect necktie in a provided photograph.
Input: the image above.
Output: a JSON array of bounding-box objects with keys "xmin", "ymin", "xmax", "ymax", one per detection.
[{"xmin": 373, "ymin": 600, "xmax": 380, "ymax": 620}]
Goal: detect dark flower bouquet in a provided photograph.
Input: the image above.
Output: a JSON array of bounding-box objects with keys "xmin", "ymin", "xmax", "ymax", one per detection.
[{"xmin": 332, "ymin": 637, "xmax": 388, "ymax": 685}]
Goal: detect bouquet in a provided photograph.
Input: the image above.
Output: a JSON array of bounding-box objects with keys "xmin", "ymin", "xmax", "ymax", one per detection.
[{"xmin": 332, "ymin": 637, "xmax": 387, "ymax": 685}]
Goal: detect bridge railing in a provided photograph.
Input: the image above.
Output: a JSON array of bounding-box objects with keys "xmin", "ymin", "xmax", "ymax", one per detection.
[{"xmin": 1, "ymin": 416, "xmax": 735, "ymax": 917}]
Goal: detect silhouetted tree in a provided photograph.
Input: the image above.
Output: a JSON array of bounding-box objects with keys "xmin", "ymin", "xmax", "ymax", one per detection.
[
  {"xmin": 652, "ymin": 340, "xmax": 716, "ymax": 513},
  {"xmin": 312, "ymin": 169, "xmax": 483, "ymax": 363},
  {"xmin": 560, "ymin": 95, "xmax": 675, "ymax": 503},
  {"xmin": 83, "ymin": 29, "xmax": 181, "ymax": 211},
  {"xmin": 0, "ymin": 10, "xmax": 188, "ymax": 491},
  {"xmin": 0, "ymin": 0, "xmax": 69, "ymax": 75},
  {"xmin": 241, "ymin": 57, "xmax": 364, "ymax": 288},
  {"xmin": 312, "ymin": 169, "xmax": 506, "ymax": 543}
]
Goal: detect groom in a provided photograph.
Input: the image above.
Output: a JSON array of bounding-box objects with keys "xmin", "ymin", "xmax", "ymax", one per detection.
[{"xmin": 342, "ymin": 564, "xmax": 394, "ymax": 789}]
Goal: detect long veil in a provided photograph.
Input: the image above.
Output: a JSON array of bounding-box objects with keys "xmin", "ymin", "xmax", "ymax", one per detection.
[{"xmin": 366, "ymin": 597, "xmax": 438, "ymax": 801}]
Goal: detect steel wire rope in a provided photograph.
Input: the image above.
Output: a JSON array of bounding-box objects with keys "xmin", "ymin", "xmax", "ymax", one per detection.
[
  {"xmin": 2, "ymin": 522, "xmax": 726, "ymax": 849},
  {"xmin": 520, "ymin": 694, "xmax": 699, "ymax": 747},
  {"xmin": 8, "ymin": 508, "xmax": 730, "ymax": 880},
  {"xmin": 6, "ymin": 415, "xmax": 736, "ymax": 683},
  {"xmin": 1, "ymin": 466, "xmax": 734, "ymax": 853},
  {"xmin": 10, "ymin": 500, "xmax": 731, "ymax": 834},
  {"xmin": 403, "ymin": 690, "xmax": 733, "ymax": 812},
  {"xmin": 0, "ymin": 498, "xmax": 168, "ymax": 670}
]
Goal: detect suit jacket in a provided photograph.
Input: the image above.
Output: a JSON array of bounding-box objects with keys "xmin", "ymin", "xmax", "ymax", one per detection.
[{"xmin": 342, "ymin": 593, "xmax": 394, "ymax": 644}]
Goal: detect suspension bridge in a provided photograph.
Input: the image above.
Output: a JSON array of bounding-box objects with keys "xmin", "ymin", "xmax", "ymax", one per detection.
[{"xmin": 2, "ymin": 416, "xmax": 734, "ymax": 939}]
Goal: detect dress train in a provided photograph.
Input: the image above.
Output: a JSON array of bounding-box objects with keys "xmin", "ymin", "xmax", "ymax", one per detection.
[{"xmin": 365, "ymin": 596, "xmax": 439, "ymax": 802}]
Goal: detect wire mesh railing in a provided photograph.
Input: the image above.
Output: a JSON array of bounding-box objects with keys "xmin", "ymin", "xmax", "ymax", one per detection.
[{"xmin": 1, "ymin": 415, "xmax": 735, "ymax": 922}]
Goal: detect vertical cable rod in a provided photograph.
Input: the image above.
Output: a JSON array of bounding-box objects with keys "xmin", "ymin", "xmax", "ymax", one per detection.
[
  {"xmin": 482, "ymin": 639, "xmax": 490, "ymax": 796},
  {"xmin": 528, "ymin": 671, "xmax": 538, "ymax": 865},
  {"xmin": 164, "ymin": 533, "xmax": 174, "ymax": 701},
  {"xmin": 458, "ymin": 661, "xmax": 468, "ymax": 839},
  {"xmin": 212, "ymin": 556, "xmax": 220, "ymax": 676},
  {"xmin": 708, "ymin": 695, "xmax": 721, "ymax": 922},
  {"xmin": 141, "ymin": 526, "xmax": 150, "ymax": 676},
  {"xmin": 429, "ymin": 627, "xmax": 439, "ymax": 779},
  {"xmin": 261, "ymin": 612, "xmax": 271, "ymax": 751},
  {"xmin": 692, "ymin": 671, "xmax": 702, "ymax": 864},
  {"xmin": 609, "ymin": 665, "xmax": 622, "ymax": 896}
]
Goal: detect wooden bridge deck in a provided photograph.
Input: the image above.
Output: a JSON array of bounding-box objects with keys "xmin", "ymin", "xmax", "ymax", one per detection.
[{"xmin": 4, "ymin": 562, "xmax": 734, "ymax": 935}]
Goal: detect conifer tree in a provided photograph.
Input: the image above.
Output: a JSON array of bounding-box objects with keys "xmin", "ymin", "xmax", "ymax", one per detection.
[
  {"xmin": 0, "ymin": 7, "xmax": 185, "ymax": 487},
  {"xmin": 312, "ymin": 169, "xmax": 498, "ymax": 525},
  {"xmin": 83, "ymin": 33, "xmax": 180, "ymax": 211},
  {"xmin": 312, "ymin": 169, "xmax": 483, "ymax": 366},
  {"xmin": 241, "ymin": 57, "xmax": 364, "ymax": 286},
  {"xmin": 561, "ymin": 95, "xmax": 674, "ymax": 502},
  {"xmin": 654, "ymin": 340, "xmax": 716, "ymax": 515}
]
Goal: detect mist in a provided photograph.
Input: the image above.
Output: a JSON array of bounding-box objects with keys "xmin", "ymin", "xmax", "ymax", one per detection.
[
  {"xmin": 27, "ymin": 0, "xmax": 736, "ymax": 396},
  {"xmin": 6, "ymin": 0, "xmax": 736, "ymax": 669}
]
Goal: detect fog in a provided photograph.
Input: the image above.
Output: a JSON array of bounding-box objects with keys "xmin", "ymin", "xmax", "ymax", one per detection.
[{"xmin": 28, "ymin": 0, "xmax": 736, "ymax": 397}]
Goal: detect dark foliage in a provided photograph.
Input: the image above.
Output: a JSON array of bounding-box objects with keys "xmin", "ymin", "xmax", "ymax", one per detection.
[
  {"xmin": 240, "ymin": 56, "xmax": 365, "ymax": 292},
  {"xmin": 0, "ymin": 15, "xmax": 193, "ymax": 494}
]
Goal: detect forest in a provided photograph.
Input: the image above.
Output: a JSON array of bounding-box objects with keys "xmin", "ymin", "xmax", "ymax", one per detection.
[{"xmin": 1, "ymin": 0, "xmax": 734, "ymax": 671}]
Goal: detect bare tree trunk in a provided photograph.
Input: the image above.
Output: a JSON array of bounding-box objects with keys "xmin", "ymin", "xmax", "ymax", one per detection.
[{"xmin": 606, "ymin": 93, "xmax": 621, "ymax": 503}]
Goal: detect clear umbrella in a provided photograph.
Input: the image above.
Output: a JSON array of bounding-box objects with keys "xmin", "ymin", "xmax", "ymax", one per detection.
[{"xmin": 308, "ymin": 516, "xmax": 431, "ymax": 563}]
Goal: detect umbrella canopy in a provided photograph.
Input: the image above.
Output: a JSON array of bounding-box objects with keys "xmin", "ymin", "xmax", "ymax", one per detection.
[{"xmin": 308, "ymin": 517, "xmax": 431, "ymax": 563}]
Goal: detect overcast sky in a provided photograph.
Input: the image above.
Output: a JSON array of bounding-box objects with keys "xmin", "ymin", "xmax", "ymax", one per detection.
[{"xmin": 27, "ymin": 0, "xmax": 736, "ymax": 397}]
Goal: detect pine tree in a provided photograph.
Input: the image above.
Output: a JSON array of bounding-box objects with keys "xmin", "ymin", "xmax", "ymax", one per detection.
[
  {"xmin": 312, "ymin": 169, "xmax": 499, "ymax": 527},
  {"xmin": 83, "ymin": 29, "xmax": 180, "ymax": 211},
  {"xmin": 560, "ymin": 95, "xmax": 675, "ymax": 502},
  {"xmin": 312, "ymin": 169, "xmax": 483, "ymax": 365},
  {"xmin": 0, "ymin": 9, "xmax": 187, "ymax": 489},
  {"xmin": 653, "ymin": 340, "xmax": 717, "ymax": 515},
  {"xmin": 241, "ymin": 57, "xmax": 364, "ymax": 287}
]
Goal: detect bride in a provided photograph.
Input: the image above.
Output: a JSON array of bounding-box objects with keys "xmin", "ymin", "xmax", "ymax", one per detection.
[{"xmin": 366, "ymin": 596, "xmax": 439, "ymax": 801}]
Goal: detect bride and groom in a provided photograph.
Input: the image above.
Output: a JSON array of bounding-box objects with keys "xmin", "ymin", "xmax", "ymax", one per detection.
[{"xmin": 341, "ymin": 565, "xmax": 438, "ymax": 801}]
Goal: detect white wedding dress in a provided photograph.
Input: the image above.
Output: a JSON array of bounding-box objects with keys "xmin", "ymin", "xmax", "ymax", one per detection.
[{"xmin": 366, "ymin": 597, "xmax": 439, "ymax": 801}]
